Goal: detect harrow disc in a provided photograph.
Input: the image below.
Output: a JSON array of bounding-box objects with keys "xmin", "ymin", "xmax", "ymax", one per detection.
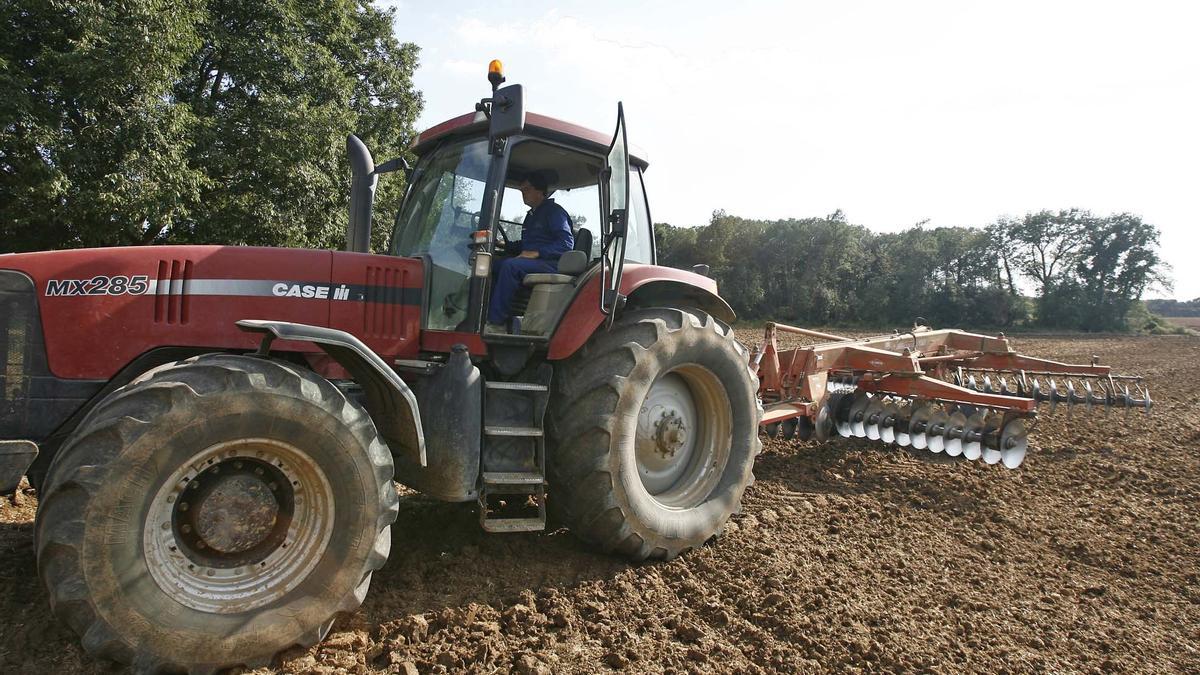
[
  {"xmin": 781, "ymin": 417, "xmax": 799, "ymax": 440},
  {"xmin": 814, "ymin": 396, "xmax": 838, "ymax": 442},
  {"xmin": 981, "ymin": 413, "xmax": 1005, "ymax": 465},
  {"xmin": 926, "ymin": 409, "xmax": 949, "ymax": 454},
  {"xmin": 962, "ymin": 411, "xmax": 987, "ymax": 461},
  {"xmin": 879, "ymin": 402, "xmax": 900, "ymax": 444},
  {"xmin": 834, "ymin": 394, "xmax": 856, "ymax": 438},
  {"xmin": 764, "ymin": 422, "xmax": 780, "ymax": 439},
  {"xmin": 999, "ymin": 418, "xmax": 1029, "ymax": 469},
  {"xmin": 943, "ymin": 411, "xmax": 968, "ymax": 457},
  {"xmin": 848, "ymin": 393, "xmax": 872, "ymax": 438},
  {"xmin": 894, "ymin": 404, "xmax": 914, "ymax": 447},
  {"xmin": 863, "ymin": 398, "xmax": 887, "ymax": 441},
  {"xmin": 796, "ymin": 416, "xmax": 815, "ymax": 441},
  {"xmin": 908, "ymin": 404, "xmax": 934, "ymax": 450}
]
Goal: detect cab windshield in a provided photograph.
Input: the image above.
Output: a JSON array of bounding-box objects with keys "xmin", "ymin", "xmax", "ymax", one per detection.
[{"xmin": 391, "ymin": 139, "xmax": 490, "ymax": 330}]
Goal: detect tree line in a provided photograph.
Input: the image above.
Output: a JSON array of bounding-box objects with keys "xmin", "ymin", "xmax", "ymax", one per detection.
[
  {"xmin": 655, "ymin": 208, "xmax": 1169, "ymax": 332},
  {"xmin": 1145, "ymin": 298, "xmax": 1200, "ymax": 317},
  {"xmin": 1, "ymin": 0, "xmax": 420, "ymax": 254}
]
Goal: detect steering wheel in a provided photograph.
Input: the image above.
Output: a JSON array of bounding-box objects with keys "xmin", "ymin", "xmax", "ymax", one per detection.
[
  {"xmin": 495, "ymin": 220, "xmax": 512, "ymax": 247},
  {"xmin": 494, "ymin": 218, "xmax": 525, "ymax": 254}
]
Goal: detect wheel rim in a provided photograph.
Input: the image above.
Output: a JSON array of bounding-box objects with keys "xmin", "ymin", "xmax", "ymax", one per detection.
[
  {"xmin": 634, "ymin": 366, "xmax": 733, "ymax": 509},
  {"xmin": 143, "ymin": 438, "xmax": 334, "ymax": 614}
]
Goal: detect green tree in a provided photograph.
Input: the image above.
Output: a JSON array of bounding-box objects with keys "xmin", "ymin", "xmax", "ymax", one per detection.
[
  {"xmin": 1, "ymin": 0, "xmax": 421, "ymax": 253},
  {"xmin": 1073, "ymin": 213, "xmax": 1170, "ymax": 330},
  {"xmin": 653, "ymin": 222, "xmax": 697, "ymax": 270}
]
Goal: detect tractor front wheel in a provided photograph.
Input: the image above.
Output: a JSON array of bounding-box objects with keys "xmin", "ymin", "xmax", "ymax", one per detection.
[
  {"xmin": 35, "ymin": 354, "xmax": 397, "ymax": 672},
  {"xmin": 547, "ymin": 308, "xmax": 761, "ymax": 560}
]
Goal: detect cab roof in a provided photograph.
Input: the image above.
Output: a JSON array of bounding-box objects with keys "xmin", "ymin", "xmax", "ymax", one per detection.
[{"xmin": 411, "ymin": 111, "xmax": 649, "ymax": 169}]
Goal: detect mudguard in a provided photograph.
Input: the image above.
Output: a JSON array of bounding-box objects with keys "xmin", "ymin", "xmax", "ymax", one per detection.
[
  {"xmin": 547, "ymin": 264, "xmax": 736, "ymax": 360},
  {"xmin": 237, "ymin": 320, "xmax": 426, "ymax": 466}
]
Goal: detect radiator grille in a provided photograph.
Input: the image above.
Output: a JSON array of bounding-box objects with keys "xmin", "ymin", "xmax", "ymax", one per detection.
[
  {"xmin": 363, "ymin": 265, "xmax": 408, "ymax": 338},
  {"xmin": 0, "ymin": 272, "xmax": 42, "ymax": 437},
  {"xmin": 154, "ymin": 259, "xmax": 193, "ymax": 324}
]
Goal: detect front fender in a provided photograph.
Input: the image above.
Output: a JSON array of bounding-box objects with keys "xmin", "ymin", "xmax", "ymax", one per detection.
[
  {"xmin": 237, "ymin": 320, "xmax": 426, "ymax": 466},
  {"xmin": 546, "ymin": 265, "xmax": 736, "ymax": 360}
]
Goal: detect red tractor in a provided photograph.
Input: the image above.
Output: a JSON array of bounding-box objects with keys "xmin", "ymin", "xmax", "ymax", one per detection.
[{"xmin": 0, "ymin": 63, "xmax": 760, "ymax": 670}]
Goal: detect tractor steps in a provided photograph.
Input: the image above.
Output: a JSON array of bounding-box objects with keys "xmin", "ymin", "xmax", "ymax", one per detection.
[
  {"xmin": 483, "ymin": 426, "xmax": 543, "ymax": 437},
  {"xmin": 483, "ymin": 471, "xmax": 545, "ymax": 486},
  {"xmin": 478, "ymin": 365, "xmax": 552, "ymax": 533},
  {"xmin": 485, "ymin": 381, "xmax": 548, "ymax": 392}
]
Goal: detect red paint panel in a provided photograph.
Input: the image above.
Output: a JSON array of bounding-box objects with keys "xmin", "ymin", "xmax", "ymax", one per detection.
[
  {"xmin": 329, "ymin": 251, "xmax": 423, "ymax": 360},
  {"xmin": 420, "ymin": 331, "xmax": 487, "ymax": 356},
  {"xmin": 4, "ymin": 245, "xmax": 334, "ymax": 379},
  {"xmin": 546, "ymin": 264, "xmax": 721, "ymax": 361},
  {"xmin": 411, "ymin": 111, "xmax": 648, "ymax": 166}
]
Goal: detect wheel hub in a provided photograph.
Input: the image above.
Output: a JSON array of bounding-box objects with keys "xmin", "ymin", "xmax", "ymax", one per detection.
[
  {"xmin": 654, "ymin": 411, "xmax": 687, "ymax": 457},
  {"xmin": 634, "ymin": 368, "xmax": 732, "ymax": 508},
  {"xmin": 143, "ymin": 439, "xmax": 334, "ymax": 614},
  {"xmin": 175, "ymin": 459, "xmax": 291, "ymax": 562}
]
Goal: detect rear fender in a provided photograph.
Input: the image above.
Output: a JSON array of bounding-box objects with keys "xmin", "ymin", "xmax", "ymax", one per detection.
[
  {"xmin": 237, "ymin": 320, "xmax": 426, "ymax": 466},
  {"xmin": 547, "ymin": 265, "xmax": 735, "ymax": 360}
]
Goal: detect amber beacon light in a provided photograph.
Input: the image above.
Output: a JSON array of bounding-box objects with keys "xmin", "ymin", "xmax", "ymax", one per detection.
[{"xmin": 488, "ymin": 59, "xmax": 505, "ymax": 89}]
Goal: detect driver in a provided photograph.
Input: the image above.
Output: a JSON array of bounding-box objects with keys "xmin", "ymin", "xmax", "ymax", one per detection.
[{"xmin": 487, "ymin": 170, "xmax": 574, "ymax": 331}]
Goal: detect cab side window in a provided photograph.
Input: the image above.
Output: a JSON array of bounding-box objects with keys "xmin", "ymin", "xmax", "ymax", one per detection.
[{"xmin": 623, "ymin": 168, "xmax": 653, "ymax": 264}]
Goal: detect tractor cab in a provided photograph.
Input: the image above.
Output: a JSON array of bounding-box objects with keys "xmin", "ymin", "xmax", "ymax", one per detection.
[{"xmin": 354, "ymin": 61, "xmax": 655, "ymax": 339}]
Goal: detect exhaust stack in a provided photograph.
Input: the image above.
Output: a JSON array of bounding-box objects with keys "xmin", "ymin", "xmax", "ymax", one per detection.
[{"xmin": 346, "ymin": 134, "xmax": 376, "ymax": 253}]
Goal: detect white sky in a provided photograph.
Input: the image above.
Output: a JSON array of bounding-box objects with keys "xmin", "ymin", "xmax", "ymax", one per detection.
[{"xmin": 385, "ymin": 0, "xmax": 1200, "ymax": 300}]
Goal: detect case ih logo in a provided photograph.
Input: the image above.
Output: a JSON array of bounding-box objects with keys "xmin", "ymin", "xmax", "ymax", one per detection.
[
  {"xmin": 45, "ymin": 275, "xmax": 150, "ymax": 296},
  {"xmin": 271, "ymin": 283, "xmax": 352, "ymax": 300}
]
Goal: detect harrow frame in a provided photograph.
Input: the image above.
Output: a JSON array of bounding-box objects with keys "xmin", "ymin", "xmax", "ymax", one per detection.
[{"xmin": 749, "ymin": 322, "xmax": 1150, "ymax": 467}]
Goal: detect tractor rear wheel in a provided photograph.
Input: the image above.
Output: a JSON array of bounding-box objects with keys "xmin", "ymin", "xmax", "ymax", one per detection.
[
  {"xmin": 35, "ymin": 354, "xmax": 397, "ymax": 672},
  {"xmin": 547, "ymin": 308, "xmax": 761, "ymax": 560}
]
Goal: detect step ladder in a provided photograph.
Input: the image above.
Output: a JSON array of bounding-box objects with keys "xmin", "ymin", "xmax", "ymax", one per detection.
[{"xmin": 478, "ymin": 365, "xmax": 552, "ymax": 532}]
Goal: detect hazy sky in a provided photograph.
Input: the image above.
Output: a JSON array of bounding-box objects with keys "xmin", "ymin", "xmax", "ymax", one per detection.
[{"xmin": 385, "ymin": 0, "xmax": 1199, "ymax": 300}]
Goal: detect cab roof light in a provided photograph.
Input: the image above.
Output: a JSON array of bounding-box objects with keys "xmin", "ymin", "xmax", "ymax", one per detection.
[{"xmin": 488, "ymin": 59, "xmax": 505, "ymax": 90}]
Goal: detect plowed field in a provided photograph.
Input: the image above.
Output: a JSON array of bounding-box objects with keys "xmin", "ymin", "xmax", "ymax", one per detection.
[{"xmin": 1, "ymin": 334, "xmax": 1196, "ymax": 673}]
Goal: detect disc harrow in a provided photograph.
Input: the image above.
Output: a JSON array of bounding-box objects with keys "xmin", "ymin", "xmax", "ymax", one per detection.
[{"xmin": 749, "ymin": 322, "xmax": 1150, "ymax": 469}]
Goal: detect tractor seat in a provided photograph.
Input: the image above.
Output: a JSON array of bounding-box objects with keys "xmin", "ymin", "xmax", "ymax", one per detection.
[
  {"xmin": 523, "ymin": 250, "xmax": 588, "ymax": 286},
  {"xmin": 522, "ymin": 228, "xmax": 593, "ymax": 287}
]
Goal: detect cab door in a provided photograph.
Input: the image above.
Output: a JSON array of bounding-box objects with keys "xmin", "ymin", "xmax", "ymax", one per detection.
[{"xmin": 599, "ymin": 102, "xmax": 630, "ymax": 315}]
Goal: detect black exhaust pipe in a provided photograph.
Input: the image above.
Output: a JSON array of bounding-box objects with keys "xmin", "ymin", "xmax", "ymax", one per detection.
[{"xmin": 347, "ymin": 134, "xmax": 376, "ymax": 253}]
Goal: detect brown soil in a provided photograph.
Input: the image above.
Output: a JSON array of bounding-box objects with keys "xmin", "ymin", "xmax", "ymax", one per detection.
[{"xmin": 0, "ymin": 334, "xmax": 1196, "ymax": 674}]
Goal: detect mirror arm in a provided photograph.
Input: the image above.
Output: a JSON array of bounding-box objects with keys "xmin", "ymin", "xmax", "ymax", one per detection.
[{"xmin": 374, "ymin": 157, "xmax": 411, "ymax": 175}]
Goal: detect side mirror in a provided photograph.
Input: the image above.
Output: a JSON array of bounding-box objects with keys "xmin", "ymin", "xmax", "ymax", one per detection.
[{"xmin": 488, "ymin": 84, "xmax": 525, "ymax": 141}]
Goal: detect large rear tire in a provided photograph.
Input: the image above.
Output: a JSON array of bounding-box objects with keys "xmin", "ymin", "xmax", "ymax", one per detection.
[
  {"xmin": 35, "ymin": 354, "xmax": 398, "ymax": 672},
  {"xmin": 547, "ymin": 308, "xmax": 761, "ymax": 560}
]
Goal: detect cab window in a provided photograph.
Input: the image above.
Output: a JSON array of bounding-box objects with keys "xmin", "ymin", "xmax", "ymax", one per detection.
[
  {"xmin": 500, "ymin": 141, "xmax": 602, "ymax": 259},
  {"xmin": 624, "ymin": 167, "xmax": 653, "ymax": 264}
]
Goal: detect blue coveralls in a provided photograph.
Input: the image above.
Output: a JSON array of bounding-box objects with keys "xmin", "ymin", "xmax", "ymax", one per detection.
[{"xmin": 488, "ymin": 198, "xmax": 574, "ymax": 324}]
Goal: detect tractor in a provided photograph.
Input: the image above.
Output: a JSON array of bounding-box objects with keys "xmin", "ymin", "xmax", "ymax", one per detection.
[{"xmin": 0, "ymin": 62, "xmax": 760, "ymax": 671}]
